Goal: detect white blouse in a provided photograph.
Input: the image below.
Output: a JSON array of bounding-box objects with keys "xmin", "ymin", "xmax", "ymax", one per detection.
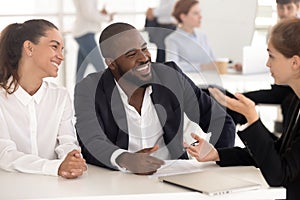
[
  {"xmin": 153, "ymin": 0, "xmax": 177, "ymax": 24},
  {"xmin": 0, "ymin": 81, "xmax": 79, "ymax": 176}
]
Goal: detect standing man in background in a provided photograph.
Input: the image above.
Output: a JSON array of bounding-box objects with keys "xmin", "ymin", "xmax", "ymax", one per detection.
[
  {"xmin": 72, "ymin": 0, "xmax": 113, "ymax": 83},
  {"xmin": 265, "ymin": 0, "xmax": 300, "ymax": 42},
  {"xmin": 276, "ymin": 0, "xmax": 300, "ymax": 19},
  {"xmin": 145, "ymin": 0, "xmax": 177, "ymax": 63},
  {"xmin": 233, "ymin": 0, "xmax": 300, "ymax": 71}
]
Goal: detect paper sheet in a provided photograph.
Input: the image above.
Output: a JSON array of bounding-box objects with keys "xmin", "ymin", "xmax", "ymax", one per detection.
[{"xmin": 149, "ymin": 159, "xmax": 217, "ymax": 178}]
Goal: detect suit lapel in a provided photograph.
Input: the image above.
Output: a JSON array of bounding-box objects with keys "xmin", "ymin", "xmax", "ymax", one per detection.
[
  {"xmin": 101, "ymin": 70, "xmax": 129, "ymax": 149},
  {"xmin": 151, "ymin": 67, "xmax": 186, "ymax": 159},
  {"xmin": 280, "ymin": 96, "xmax": 300, "ymax": 154}
]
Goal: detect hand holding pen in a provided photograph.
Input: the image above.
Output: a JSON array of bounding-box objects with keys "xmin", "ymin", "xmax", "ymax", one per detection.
[
  {"xmin": 190, "ymin": 140, "xmax": 200, "ymax": 147},
  {"xmin": 184, "ymin": 133, "xmax": 220, "ymax": 162}
]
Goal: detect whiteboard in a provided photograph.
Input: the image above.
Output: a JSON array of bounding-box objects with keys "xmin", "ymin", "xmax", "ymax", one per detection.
[{"xmin": 200, "ymin": 0, "xmax": 258, "ymax": 62}]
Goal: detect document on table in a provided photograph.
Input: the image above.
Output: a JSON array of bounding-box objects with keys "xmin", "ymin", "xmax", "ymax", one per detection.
[{"xmin": 150, "ymin": 159, "xmax": 217, "ymax": 178}]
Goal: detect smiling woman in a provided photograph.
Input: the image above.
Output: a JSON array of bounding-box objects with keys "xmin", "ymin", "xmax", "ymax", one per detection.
[
  {"xmin": 0, "ymin": 19, "xmax": 63, "ymax": 94},
  {"xmin": 0, "ymin": 19, "xmax": 87, "ymax": 179},
  {"xmin": 187, "ymin": 18, "xmax": 300, "ymax": 200}
]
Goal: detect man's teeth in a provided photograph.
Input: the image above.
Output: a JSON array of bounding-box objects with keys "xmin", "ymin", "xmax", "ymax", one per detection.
[
  {"xmin": 52, "ymin": 62, "xmax": 59, "ymax": 67},
  {"xmin": 136, "ymin": 64, "xmax": 148, "ymax": 71}
]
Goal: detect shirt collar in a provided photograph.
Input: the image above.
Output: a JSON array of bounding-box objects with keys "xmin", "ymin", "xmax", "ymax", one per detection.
[
  {"xmin": 114, "ymin": 79, "xmax": 152, "ymax": 104},
  {"xmin": 177, "ymin": 28, "xmax": 197, "ymax": 39},
  {"xmin": 14, "ymin": 82, "xmax": 47, "ymax": 106}
]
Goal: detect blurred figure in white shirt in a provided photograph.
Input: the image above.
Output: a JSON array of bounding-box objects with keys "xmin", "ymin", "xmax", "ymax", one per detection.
[
  {"xmin": 73, "ymin": 0, "xmax": 113, "ymax": 83},
  {"xmin": 145, "ymin": 0, "xmax": 177, "ymax": 63}
]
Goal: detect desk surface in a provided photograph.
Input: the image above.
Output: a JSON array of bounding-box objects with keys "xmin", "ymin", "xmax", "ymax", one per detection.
[{"xmin": 0, "ymin": 162, "xmax": 285, "ymax": 200}]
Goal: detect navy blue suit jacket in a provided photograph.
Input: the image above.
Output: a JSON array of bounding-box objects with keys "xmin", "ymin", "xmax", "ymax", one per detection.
[{"xmin": 74, "ymin": 62, "xmax": 235, "ymax": 169}]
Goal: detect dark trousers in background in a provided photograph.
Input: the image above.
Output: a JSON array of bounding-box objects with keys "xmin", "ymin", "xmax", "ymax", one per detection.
[{"xmin": 75, "ymin": 33, "xmax": 105, "ymax": 83}]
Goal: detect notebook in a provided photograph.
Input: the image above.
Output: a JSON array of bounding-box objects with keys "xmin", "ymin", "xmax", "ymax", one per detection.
[
  {"xmin": 242, "ymin": 45, "xmax": 269, "ymax": 74},
  {"xmin": 158, "ymin": 170, "xmax": 261, "ymax": 196}
]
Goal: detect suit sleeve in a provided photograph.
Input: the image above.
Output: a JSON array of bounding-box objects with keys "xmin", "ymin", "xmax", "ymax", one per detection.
[
  {"xmin": 167, "ymin": 62, "xmax": 236, "ymax": 148},
  {"xmin": 74, "ymin": 73, "xmax": 119, "ymax": 169},
  {"xmin": 212, "ymin": 85, "xmax": 293, "ymax": 125},
  {"xmin": 243, "ymin": 85, "xmax": 293, "ymax": 104},
  {"xmin": 216, "ymin": 147, "xmax": 257, "ymax": 167},
  {"xmin": 237, "ymin": 119, "xmax": 300, "ymax": 187}
]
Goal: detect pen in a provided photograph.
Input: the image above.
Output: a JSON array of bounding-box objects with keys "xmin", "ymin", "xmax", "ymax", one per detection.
[{"xmin": 191, "ymin": 141, "xmax": 199, "ymax": 146}]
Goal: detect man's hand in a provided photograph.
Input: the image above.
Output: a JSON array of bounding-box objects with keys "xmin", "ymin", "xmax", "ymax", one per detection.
[
  {"xmin": 58, "ymin": 149, "xmax": 87, "ymax": 179},
  {"xmin": 116, "ymin": 145, "xmax": 165, "ymax": 175},
  {"xmin": 136, "ymin": 144, "xmax": 159, "ymax": 154}
]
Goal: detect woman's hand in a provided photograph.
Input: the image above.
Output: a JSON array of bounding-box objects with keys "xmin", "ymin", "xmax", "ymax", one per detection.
[
  {"xmin": 184, "ymin": 133, "xmax": 219, "ymax": 162},
  {"xmin": 233, "ymin": 62, "xmax": 243, "ymax": 72},
  {"xmin": 58, "ymin": 149, "xmax": 87, "ymax": 179},
  {"xmin": 208, "ymin": 87, "xmax": 259, "ymax": 125}
]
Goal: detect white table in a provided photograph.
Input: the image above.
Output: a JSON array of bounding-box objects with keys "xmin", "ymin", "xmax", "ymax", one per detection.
[{"xmin": 0, "ymin": 163, "xmax": 285, "ymax": 200}]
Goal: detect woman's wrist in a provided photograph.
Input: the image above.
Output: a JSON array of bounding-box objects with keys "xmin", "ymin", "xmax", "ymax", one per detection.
[
  {"xmin": 212, "ymin": 148, "xmax": 220, "ymax": 161},
  {"xmin": 245, "ymin": 113, "xmax": 259, "ymax": 125}
]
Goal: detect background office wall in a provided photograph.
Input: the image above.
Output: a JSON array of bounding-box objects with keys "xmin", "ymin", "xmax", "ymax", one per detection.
[
  {"xmin": 200, "ymin": 0, "xmax": 257, "ymax": 63},
  {"xmin": 0, "ymin": 0, "xmax": 277, "ymax": 91}
]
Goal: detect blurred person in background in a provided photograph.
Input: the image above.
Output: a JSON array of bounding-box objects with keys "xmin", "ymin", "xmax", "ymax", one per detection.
[
  {"xmin": 73, "ymin": 0, "xmax": 113, "ymax": 83},
  {"xmin": 165, "ymin": 0, "xmax": 215, "ymax": 73},
  {"xmin": 234, "ymin": 0, "xmax": 300, "ymax": 71},
  {"xmin": 145, "ymin": 0, "xmax": 177, "ymax": 63}
]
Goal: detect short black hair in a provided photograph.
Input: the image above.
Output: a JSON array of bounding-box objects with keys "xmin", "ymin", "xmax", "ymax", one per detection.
[{"xmin": 99, "ymin": 22, "xmax": 135, "ymax": 58}]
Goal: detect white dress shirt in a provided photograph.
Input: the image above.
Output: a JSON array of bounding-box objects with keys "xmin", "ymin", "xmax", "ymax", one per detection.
[
  {"xmin": 0, "ymin": 81, "xmax": 79, "ymax": 176},
  {"xmin": 111, "ymin": 82, "xmax": 171, "ymax": 170},
  {"xmin": 72, "ymin": 0, "xmax": 110, "ymax": 37},
  {"xmin": 153, "ymin": 0, "xmax": 177, "ymax": 24}
]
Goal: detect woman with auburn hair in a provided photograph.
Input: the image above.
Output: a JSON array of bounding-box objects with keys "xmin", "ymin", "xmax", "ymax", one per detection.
[
  {"xmin": 165, "ymin": 0, "xmax": 215, "ymax": 72},
  {"xmin": 186, "ymin": 18, "xmax": 300, "ymax": 200},
  {"xmin": 0, "ymin": 19, "xmax": 87, "ymax": 178}
]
